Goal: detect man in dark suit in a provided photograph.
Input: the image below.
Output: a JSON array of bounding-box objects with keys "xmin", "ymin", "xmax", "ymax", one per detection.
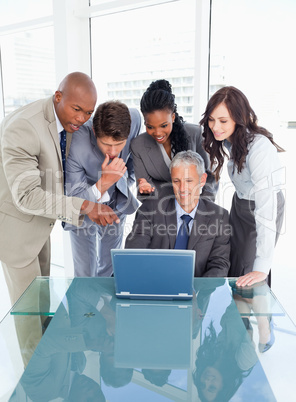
[
  {"xmin": 125, "ymin": 150, "xmax": 231, "ymax": 277},
  {"xmin": 65, "ymin": 101, "xmax": 141, "ymax": 277}
]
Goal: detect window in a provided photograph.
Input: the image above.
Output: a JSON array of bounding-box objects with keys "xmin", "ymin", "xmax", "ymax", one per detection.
[
  {"xmin": 91, "ymin": 0, "xmax": 196, "ymax": 121},
  {"xmin": 0, "ymin": 0, "xmax": 52, "ymax": 26},
  {"xmin": 209, "ymin": 0, "xmax": 296, "ymax": 134},
  {"xmin": 0, "ymin": 0, "xmax": 57, "ymax": 265},
  {"xmin": 0, "ymin": 0, "xmax": 293, "ymax": 289},
  {"xmin": 1, "ymin": 27, "xmax": 55, "ymax": 115},
  {"xmin": 209, "ymin": 0, "xmax": 295, "ymax": 285}
]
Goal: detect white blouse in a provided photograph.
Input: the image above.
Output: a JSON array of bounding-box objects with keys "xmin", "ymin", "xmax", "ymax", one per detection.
[
  {"xmin": 225, "ymin": 135, "xmax": 284, "ymax": 274},
  {"xmin": 157, "ymin": 143, "xmax": 173, "ymax": 167}
]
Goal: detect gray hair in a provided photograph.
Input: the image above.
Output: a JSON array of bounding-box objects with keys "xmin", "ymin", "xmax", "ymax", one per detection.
[{"xmin": 170, "ymin": 150, "xmax": 205, "ymax": 177}]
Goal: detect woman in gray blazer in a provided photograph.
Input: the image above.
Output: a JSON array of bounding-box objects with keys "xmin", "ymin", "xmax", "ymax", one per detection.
[{"xmin": 130, "ymin": 79, "xmax": 217, "ymax": 200}]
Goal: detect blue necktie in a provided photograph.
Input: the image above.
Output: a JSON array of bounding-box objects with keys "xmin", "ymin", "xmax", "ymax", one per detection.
[
  {"xmin": 174, "ymin": 214, "xmax": 192, "ymax": 249},
  {"xmin": 60, "ymin": 129, "xmax": 67, "ymax": 193}
]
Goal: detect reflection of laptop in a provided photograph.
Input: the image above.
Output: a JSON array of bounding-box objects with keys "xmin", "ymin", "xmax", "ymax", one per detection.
[
  {"xmin": 114, "ymin": 301, "xmax": 192, "ymax": 368},
  {"xmin": 111, "ymin": 249, "xmax": 195, "ymax": 300}
]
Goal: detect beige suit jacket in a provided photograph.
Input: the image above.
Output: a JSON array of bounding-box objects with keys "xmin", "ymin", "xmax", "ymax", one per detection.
[{"xmin": 0, "ymin": 96, "xmax": 84, "ymax": 267}]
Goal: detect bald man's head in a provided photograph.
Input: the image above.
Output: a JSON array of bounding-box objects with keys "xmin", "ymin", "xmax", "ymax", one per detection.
[{"xmin": 54, "ymin": 72, "xmax": 97, "ymax": 133}]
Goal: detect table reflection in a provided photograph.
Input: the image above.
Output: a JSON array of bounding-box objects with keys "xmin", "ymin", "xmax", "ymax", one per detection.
[
  {"xmin": 8, "ymin": 278, "xmax": 287, "ymax": 401},
  {"xmin": 114, "ymin": 301, "xmax": 192, "ymax": 369},
  {"xmin": 230, "ymin": 280, "xmax": 279, "ymax": 353},
  {"xmin": 193, "ymin": 299, "xmax": 258, "ymax": 401}
]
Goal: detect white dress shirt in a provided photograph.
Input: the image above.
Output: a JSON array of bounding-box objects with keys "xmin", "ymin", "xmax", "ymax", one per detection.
[
  {"xmin": 53, "ymin": 104, "xmax": 64, "ymax": 141},
  {"xmin": 225, "ymin": 134, "xmax": 285, "ymax": 274},
  {"xmin": 175, "ymin": 199, "xmax": 198, "ymax": 233}
]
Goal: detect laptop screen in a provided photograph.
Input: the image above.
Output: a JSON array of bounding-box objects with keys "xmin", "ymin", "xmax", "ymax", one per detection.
[{"xmin": 111, "ymin": 249, "xmax": 195, "ymax": 300}]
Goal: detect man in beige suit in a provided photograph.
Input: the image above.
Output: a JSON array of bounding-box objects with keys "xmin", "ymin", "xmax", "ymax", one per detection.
[{"xmin": 0, "ymin": 72, "xmax": 119, "ymax": 304}]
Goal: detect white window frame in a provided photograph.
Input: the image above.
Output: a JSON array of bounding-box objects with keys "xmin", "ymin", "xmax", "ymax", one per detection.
[
  {"xmin": 0, "ymin": 0, "xmax": 211, "ymax": 275},
  {"xmin": 0, "ymin": 0, "xmax": 210, "ymax": 122}
]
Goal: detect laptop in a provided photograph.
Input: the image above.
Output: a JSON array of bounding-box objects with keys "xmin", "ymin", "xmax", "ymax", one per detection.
[
  {"xmin": 111, "ymin": 249, "xmax": 195, "ymax": 300},
  {"xmin": 114, "ymin": 300, "xmax": 192, "ymax": 369}
]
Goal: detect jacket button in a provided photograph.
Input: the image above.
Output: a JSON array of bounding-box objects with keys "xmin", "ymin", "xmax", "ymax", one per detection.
[{"xmin": 49, "ymin": 222, "xmax": 54, "ymax": 227}]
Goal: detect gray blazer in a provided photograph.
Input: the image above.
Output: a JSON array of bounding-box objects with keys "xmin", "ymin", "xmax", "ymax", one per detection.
[
  {"xmin": 130, "ymin": 122, "xmax": 218, "ymax": 199},
  {"xmin": 125, "ymin": 195, "xmax": 230, "ymax": 277},
  {"xmin": 65, "ymin": 108, "xmax": 141, "ymax": 229},
  {"xmin": 0, "ymin": 96, "xmax": 84, "ymax": 267}
]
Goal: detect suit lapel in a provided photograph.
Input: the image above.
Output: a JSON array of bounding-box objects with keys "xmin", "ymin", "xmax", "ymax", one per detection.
[
  {"xmin": 43, "ymin": 96, "xmax": 64, "ymax": 171},
  {"xmin": 144, "ymin": 135, "xmax": 171, "ymax": 182},
  {"xmin": 48, "ymin": 122, "xmax": 64, "ymax": 175},
  {"xmin": 164, "ymin": 198, "xmax": 178, "ymax": 248},
  {"xmin": 188, "ymin": 199, "xmax": 211, "ymax": 250},
  {"xmin": 116, "ymin": 173, "xmax": 128, "ymax": 197},
  {"xmin": 43, "ymin": 97, "xmax": 59, "ymax": 145},
  {"xmin": 46, "ymin": 112, "xmax": 62, "ymax": 172}
]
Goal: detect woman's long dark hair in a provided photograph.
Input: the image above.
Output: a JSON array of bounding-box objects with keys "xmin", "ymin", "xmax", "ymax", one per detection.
[
  {"xmin": 140, "ymin": 79, "xmax": 189, "ymax": 155},
  {"xmin": 200, "ymin": 86, "xmax": 285, "ymax": 181},
  {"xmin": 193, "ymin": 322, "xmax": 253, "ymax": 402}
]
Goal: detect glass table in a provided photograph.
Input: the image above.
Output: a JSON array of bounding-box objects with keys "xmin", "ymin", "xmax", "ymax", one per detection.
[{"xmin": 0, "ymin": 277, "xmax": 295, "ymax": 401}]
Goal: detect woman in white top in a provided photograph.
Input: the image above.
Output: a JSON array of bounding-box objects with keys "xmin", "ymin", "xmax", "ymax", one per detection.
[
  {"xmin": 200, "ymin": 86, "xmax": 285, "ymax": 287},
  {"xmin": 130, "ymin": 79, "xmax": 217, "ymax": 200}
]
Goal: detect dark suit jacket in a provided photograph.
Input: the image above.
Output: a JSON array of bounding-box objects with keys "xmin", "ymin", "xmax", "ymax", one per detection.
[
  {"xmin": 125, "ymin": 195, "xmax": 231, "ymax": 277},
  {"xmin": 130, "ymin": 122, "xmax": 218, "ymax": 200}
]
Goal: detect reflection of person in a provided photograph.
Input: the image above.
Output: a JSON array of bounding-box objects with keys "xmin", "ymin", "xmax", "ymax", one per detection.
[
  {"xmin": 231, "ymin": 281, "xmax": 275, "ymax": 353},
  {"xmin": 142, "ymin": 369, "xmax": 171, "ymax": 387},
  {"xmin": 192, "ymin": 279, "xmax": 226, "ymax": 339},
  {"xmin": 11, "ymin": 301, "xmax": 107, "ymax": 401},
  {"xmin": 66, "ymin": 373, "xmax": 106, "ymax": 402},
  {"xmin": 65, "ymin": 101, "xmax": 141, "ymax": 276},
  {"xmin": 0, "ymin": 72, "xmax": 119, "ymax": 304},
  {"xmin": 11, "ymin": 373, "xmax": 106, "ymax": 402},
  {"xmin": 131, "ymin": 79, "xmax": 217, "ymax": 199},
  {"xmin": 11, "ymin": 279, "xmax": 51, "ymax": 368},
  {"xmin": 126, "ymin": 151, "xmax": 230, "ymax": 277},
  {"xmin": 100, "ymin": 352, "xmax": 133, "ymax": 388},
  {"xmin": 67, "ymin": 279, "xmax": 133, "ymax": 388},
  {"xmin": 193, "ymin": 301, "xmax": 258, "ymax": 402},
  {"xmin": 200, "ymin": 86, "xmax": 285, "ymax": 287},
  {"xmin": 12, "ymin": 278, "xmax": 133, "ymax": 400}
]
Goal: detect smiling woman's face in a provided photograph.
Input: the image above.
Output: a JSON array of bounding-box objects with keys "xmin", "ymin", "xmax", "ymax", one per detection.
[
  {"xmin": 144, "ymin": 109, "xmax": 175, "ymax": 146},
  {"xmin": 208, "ymin": 103, "xmax": 236, "ymax": 143}
]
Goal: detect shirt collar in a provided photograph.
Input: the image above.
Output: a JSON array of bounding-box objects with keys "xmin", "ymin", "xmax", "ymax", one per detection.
[
  {"xmin": 175, "ymin": 199, "xmax": 199, "ymax": 220},
  {"xmin": 223, "ymin": 139, "xmax": 232, "ymax": 151},
  {"xmin": 53, "ymin": 103, "xmax": 64, "ymax": 134}
]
